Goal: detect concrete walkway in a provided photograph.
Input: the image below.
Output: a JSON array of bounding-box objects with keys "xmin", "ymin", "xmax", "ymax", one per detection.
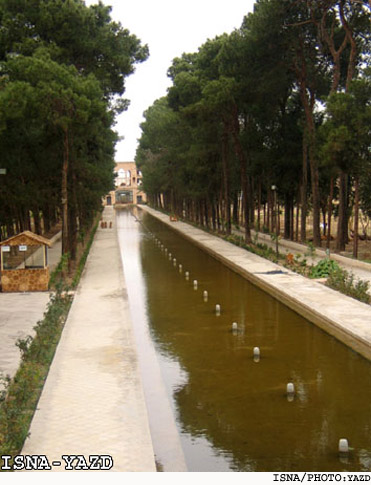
[
  {"xmin": 140, "ymin": 206, "xmax": 371, "ymax": 362},
  {"xmin": 0, "ymin": 232, "xmax": 61, "ymax": 385},
  {"xmin": 21, "ymin": 207, "xmax": 156, "ymax": 471}
]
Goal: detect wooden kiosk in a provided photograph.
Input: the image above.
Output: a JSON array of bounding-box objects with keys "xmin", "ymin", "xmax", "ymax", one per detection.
[{"xmin": 0, "ymin": 231, "xmax": 52, "ymax": 292}]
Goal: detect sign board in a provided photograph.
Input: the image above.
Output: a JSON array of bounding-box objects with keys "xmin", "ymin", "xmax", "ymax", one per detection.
[
  {"xmin": 0, "ymin": 169, "xmax": 6, "ymax": 175},
  {"xmin": 1, "ymin": 246, "xmax": 10, "ymax": 252},
  {"xmin": 19, "ymin": 245, "xmax": 28, "ymax": 252}
]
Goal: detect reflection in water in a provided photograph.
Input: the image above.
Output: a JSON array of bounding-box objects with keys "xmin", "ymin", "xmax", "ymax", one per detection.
[
  {"xmin": 117, "ymin": 209, "xmax": 187, "ymax": 471},
  {"xmin": 117, "ymin": 208, "xmax": 371, "ymax": 472}
]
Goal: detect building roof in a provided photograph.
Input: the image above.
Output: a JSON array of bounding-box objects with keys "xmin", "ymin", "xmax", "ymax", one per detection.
[
  {"xmin": 0, "ymin": 231, "xmax": 52, "ymax": 247},
  {"xmin": 114, "ymin": 161, "xmax": 137, "ymax": 169}
]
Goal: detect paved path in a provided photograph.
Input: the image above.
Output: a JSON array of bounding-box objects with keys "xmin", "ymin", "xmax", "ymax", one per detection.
[
  {"xmin": 141, "ymin": 206, "xmax": 371, "ymax": 362},
  {"xmin": 0, "ymin": 232, "xmax": 61, "ymax": 386},
  {"xmin": 21, "ymin": 207, "xmax": 156, "ymax": 471}
]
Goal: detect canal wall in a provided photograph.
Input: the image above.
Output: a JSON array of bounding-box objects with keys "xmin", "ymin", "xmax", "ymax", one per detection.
[{"xmin": 140, "ymin": 206, "xmax": 371, "ymax": 362}]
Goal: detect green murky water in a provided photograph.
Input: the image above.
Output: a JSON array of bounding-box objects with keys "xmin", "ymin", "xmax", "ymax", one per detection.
[{"xmin": 117, "ymin": 208, "xmax": 371, "ymax": 472}]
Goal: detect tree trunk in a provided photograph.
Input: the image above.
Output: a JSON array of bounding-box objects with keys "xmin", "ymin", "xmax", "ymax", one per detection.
[
  {"xmin": 43, "ymin": 207, "xmax": 51, "ymax": 233},
  {"xmin": 217, "ymin": 199, "xmax": 221, "ymax": 232},
  {"xmin": 353, "ymin": 176, "xmax": 360, "ymax": 259},
  {"xmin": 68, "ymin": 202, "xmax": 77, "ymax": 262},
  {"xmin": 211, "ymin": 201, "xmax": 217, "ymax": 231},
  {"xmin": 300, "ymin": 131, "xmax": 308, "ymax": 242},
  {"xmin": 336, "ymin": 171, "xmax": 348, "ymax": 252},
  {"xmin": 263, "ymin": 201, "xmax": 267, "ymax": 230},
  {"xmin": 295, "ymin": 187, "xmax": 300, "ymax": 242},
  {"xmin": 6, "ymin": 223, "xmax": 14, "ymax": 238},
  {"xmin": 284, "ymin": 195, "xmax": 291, "ymax": 240},
  {"xmin": 257, "ymin": 180, "xmax": 262, "ymax": 232},
  {"xmin": 249, "ymin": 176, "xmax": 255, "ymax": 226},
  {"xmin": 310, "ymin": 155, "xmax": 321, "ymax": 247},
  {"xmin": 68, "ymin": 156, "xmax": 78, "ymax": 262},
  {"xmin": 204, "ymin": 199, "xmax": 209, "ymax": 229},
  {"xmin": 303, "ymin": 109, "xmax": 321, "ymax": 247},
  {"xmin": 295, "ymin": 42, "xmax": 320, "ymax": 246},
  {"xmin": 221, "ymin": 128, "xmax": 231, "ymax": 235},
  {"xmin": 327, "ymin": 177, "xmax": 334, "ymax": 251},
  {"xmin": 321, "ymin": 206, "xmax": 327, "ymax": 236},
  {"xmin": 61, "ymin": 127, "xmax": 69, "ymax": 257},
  {"xmin": 232, "ymin": 192, "xmax": 239, "ymax": 227},
  {"xmin": 33, "ymin": 208, "xmax": 42, "ymax": 235},
  {"xmin": 268, "ymin": 190, "xmax": 273, "ymax": 233},
  {"xmin": 339, "ymin": 0, "xmax": 358, "ymax": 92},
  {"xmin": 228, "ymin": 108, "xmax": 251, "ymax": 243}
]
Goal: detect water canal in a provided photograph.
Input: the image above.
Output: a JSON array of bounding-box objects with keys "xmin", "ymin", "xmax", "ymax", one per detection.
[{"xmin": 117, "ymin": 207, "xmax": 371, "ymax": 472}]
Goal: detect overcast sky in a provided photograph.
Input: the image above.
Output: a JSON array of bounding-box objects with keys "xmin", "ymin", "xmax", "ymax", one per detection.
[{"xmin": 85, "ymin": 0, "xmax": 256, "ymax": 161}]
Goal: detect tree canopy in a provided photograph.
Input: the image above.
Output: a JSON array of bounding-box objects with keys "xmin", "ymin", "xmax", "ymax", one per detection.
[
  {"xmin": 137, "ymin": 0, "xmax": 370, "ymax": 254},
  {"xmin": 0, "ymin": 0, "xmax": 148, "ymax": 260}
]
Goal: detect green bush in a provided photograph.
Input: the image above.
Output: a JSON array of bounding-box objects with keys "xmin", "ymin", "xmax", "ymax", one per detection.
[
  {"xmin": 310, "ymin": 258, "xmax": 340, "ymax": 279},
  {"xmin": 326, "ymin": 267, "xmax": 370, "ymax": 304}
]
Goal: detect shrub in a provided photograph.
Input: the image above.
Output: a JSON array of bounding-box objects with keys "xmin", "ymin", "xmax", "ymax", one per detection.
[
  {"xmin": 310, "ymin": 258, "xmax": 340, "ymax": 279},
  {"xmin": 326, "ymin": 267, "xmax": 370, "ymax": 304}
]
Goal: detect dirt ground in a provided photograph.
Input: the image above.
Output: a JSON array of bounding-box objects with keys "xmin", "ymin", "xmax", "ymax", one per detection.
[
  {"xmin": 337, "ymin": 238, "xmax": 371, "ymax": 262},
  {"xmin": 278, "ymin": 212, "xmax": 371, "ymax": 262}
]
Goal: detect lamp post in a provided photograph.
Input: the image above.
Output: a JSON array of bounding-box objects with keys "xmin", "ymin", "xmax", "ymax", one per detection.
[{"xmin": 271, "ymin": 185, "xmax": 279, "ymax": 258}]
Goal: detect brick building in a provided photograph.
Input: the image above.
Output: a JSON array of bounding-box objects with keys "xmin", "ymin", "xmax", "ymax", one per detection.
[{"xmin": 104, "ymin": 162, "xmax": 146, "ymax": 206}]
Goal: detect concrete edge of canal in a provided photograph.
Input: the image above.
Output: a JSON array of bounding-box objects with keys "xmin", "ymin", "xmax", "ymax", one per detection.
[{"xmin": 140, "ymin": 206, "xmax": 371, "ymax": 363}]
